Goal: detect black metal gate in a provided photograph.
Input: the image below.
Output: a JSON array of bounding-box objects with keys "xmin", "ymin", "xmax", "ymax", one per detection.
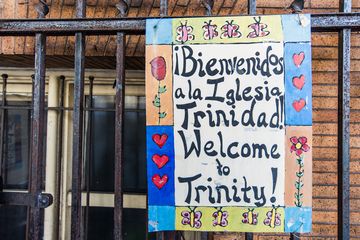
[{"xmin": 0, "ymin": 0, "xmax": 358, "ymax": 239}]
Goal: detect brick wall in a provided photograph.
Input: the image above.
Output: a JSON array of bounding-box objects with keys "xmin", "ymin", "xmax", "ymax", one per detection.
[{"xmin": 0, "ymin": 0, "xmax": 359, "ymax": 239}]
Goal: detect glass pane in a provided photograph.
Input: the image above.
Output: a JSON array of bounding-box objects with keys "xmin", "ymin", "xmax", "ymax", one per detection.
[
  {"xmin": 1, "ymin": 101, "xmax": 47, "ymax": 190},
  {"xmin": 87, "ymin": 96, "xmax": 115, "ymax": 192},
  {"xmin": 0, "ymin": 206, "xmax": 27, "ymax": 240},
  {"xmin": 3, "ymin": 107, "xmax": 31, "ymax": 189},
  {"xmin": 86, "ymin": 207, "xmax": 155, "ymax": 240},
  {"xmin": 85, "ymin": 96, "xmax": 146, "ymax": 193},
  {"xmin": 123, "ymin": 97, "xmax": 146, "ymax": 192},
  {"xmin": 86, "ymin": 207, "xmax": 113, "ymax": 240}
]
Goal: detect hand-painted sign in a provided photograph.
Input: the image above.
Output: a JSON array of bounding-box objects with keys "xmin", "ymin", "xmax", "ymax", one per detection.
[{"xmin": 146, "ymin": 14, "xmax": 312, "ymax": 233}]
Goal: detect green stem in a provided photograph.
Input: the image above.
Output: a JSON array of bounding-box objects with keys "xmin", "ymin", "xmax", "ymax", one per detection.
[
  {"xmin": 157, "ymin": 81, "xmax": 161, "ymax": 125},
  {"xmin": 295, "ymin": 156, "xmax": 303, "ymax": 207}
]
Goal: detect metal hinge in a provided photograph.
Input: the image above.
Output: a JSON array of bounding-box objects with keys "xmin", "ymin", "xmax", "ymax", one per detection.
[{"xmin": 0, "ymin": 191, "xmax": 53, "ymax": 208}]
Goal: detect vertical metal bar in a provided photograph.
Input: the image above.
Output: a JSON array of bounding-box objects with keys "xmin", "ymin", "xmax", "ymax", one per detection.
[
  {"xmin": 200, "ymin": 1, "xmax": 216, "ymax": 237},
  {"xmin": 84, "ymin": 76, "xmax": 94, "ymax": 240},
  {"xmin": 28, "ymin": 1, "xmax": 48, "ymax": 235},
  {"xmin": 203, "ymin": 0, "xmax": 214, "ymax": 16},
  {"xmin": 245, "ymin": 232, "xmax": 253, "ymax": 240},
  {"xmin": 28, "ymin": 30, "xmax": 47, "ymax": 240},
  {"xmin": 71, "ymin": 1, "xmax": 86, "ymax": 239},
  {"xmin": 248, "ymin": 0, "xmax": 256, "ymax": 15},
  {"xmin": 155, "ymin": 0, "xmax": 171, "ymax": 235},
  {"xmin": 340, "ymin": 0, "xmax": 352, "ymax": 12},
  {"xmin": 290, "ymin": 233, "xmax": 300, "ymax": 240},
  {"xmin": 338, "ymin": 1, "xmax": 351, "ymax": 239},
  {"xmin": 246, "ymin": 2, "xmax": 256, "ymax": 240},
  {"xmin": 114, "ymin": 32, "xmax": 125, "ymax": 240},
  {"xmin": 247, "ymin": 1, "xmax": 256, "ymax": 239},
  {"xmin": 164, "ymin": 232, "xmax": 176, "ymax": 240},
  {"xmin": 55, "ymin": 75, "xmax": 65, "ymax": 239},
  {"xmin": 0, "ymin": 74, "xmax": 7, "ymax": 192},
  {"xmin": 160, "ymin": 0, "xmax": 168, "ymax": 16},
  {"xmin": 201, "ymin": 232, "xmax": 210, "ymax": 240}
]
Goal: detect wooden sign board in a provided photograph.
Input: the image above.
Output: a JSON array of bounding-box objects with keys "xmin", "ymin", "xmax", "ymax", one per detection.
[{"xmin": 146, "ymin": 14, "xmax": 312, "ymax": 233}]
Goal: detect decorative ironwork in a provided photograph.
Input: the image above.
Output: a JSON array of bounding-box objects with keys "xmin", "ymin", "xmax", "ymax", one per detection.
[
  {"xmin": 35, "ymin": 0, "xmax": 49, "ymax": 18},
  {"xmin": 116, "ymin": 0, "xmax": 130, "ymax": 18},
  {"xmin": 289, "ymin": 0, "xmax": 305, "ymax": 13},
  {"xmin": 201, "ymin": 0, "xmax": 214, "ymax": 16}
]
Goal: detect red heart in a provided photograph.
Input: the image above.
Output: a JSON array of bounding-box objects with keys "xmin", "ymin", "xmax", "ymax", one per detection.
[
  {"xmin": 293, "ymin": 52, "xmax": 305, "ymax": 67},
  {"xmin": 152, "ymin": 134, "xmax": 168, "ymax": 148},
  {"xmin": 152, "ymin": 174, "xmax": 168, "ymax": 189},
  {"xmin": 152, "ymin": 154, "xmax": 169, "ymax": 169},
  {"xmin": 293, "ymin": 99, "xmax": 306, "ymax": 112},
  {"xmin": 292, "ymin": 75, "xmax": 305, "ymax": 90}
]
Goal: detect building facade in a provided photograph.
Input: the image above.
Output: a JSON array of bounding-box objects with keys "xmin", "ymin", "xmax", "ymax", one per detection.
[{"xmin": 0, "ymin": 0, "xmax": 359, "ymax": 239}]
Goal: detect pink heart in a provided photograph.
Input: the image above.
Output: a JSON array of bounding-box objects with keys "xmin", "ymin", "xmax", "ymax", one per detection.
[
  {"xmin": 152, "ymin": 134, "xmax": 168, "ymax": 148},
  {"xmin": 293, "ymin": 52, "xmax": 305, "ymax": 67},
  {"xmin": 152, "ymin": 174, "xmax": 168, "ymax": 189},
  {"xmin": 293, "ymin": 99, "xmax": 306, "ymax": 112},
  {"xmin": 152, "ymin": 154, "xmax": 169, "ymax": 169},
  {"xmin": 292, "ymin": 75, "xmax": 305, "ymax": 90}
]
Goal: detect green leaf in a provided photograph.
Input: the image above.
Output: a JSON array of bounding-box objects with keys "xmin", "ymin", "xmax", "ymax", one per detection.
[
  {"xmin": 159, "ymin": 112, "xmax": 167, "ymax": 119},
  {"xmin": 153, "ymin": 95, "xmax": 160, "ymax": 107},
  {"xmin": 299, "ymin": 193, "xmax": 304, "ymax": 198},
  {"xmin": 158, "ymin": 85, "xmax": 167, "ymax": 94},
  {"xmin": 295, "ymin": 182, "xmax": 300, "ymax": 189},
  {"xmin": 296, "ymin": 171, "xmax": 304, "ymax": 178}
]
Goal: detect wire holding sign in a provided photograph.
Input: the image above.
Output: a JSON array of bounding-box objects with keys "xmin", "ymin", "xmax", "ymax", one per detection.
[{"xmin": 146, "ymin": 14, "xmax": 312, "ymax": 233}]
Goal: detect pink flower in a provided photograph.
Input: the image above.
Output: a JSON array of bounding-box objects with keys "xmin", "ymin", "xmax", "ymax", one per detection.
[
  {"xmin": 290, "ymin": 136, "xmax": 310, "ymax": 156},
  {"xmin": 150, "ymin": 56, "xmax": 166, "ymax": 81}
]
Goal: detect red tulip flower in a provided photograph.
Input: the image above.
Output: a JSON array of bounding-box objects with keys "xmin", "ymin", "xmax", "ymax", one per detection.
[{"xmin": 150, "ymin": 56, "xmax": 166, "ymax": 81}]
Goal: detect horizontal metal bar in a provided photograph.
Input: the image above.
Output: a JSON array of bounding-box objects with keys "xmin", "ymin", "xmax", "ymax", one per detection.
[
  {"xmin": 0, "ymin": 192, "xmax": 53, "ymax": 208},
  {"xmin": 0, "ymin": 13, "xmax": 359, "ymax": 36},
  {"xmin": 0, "ymin": 18, "xmax": 146, "ymax": 36},
  {"xmin": 0, "ymin": 106, "xmax": 143, "ymax": 112},
  {"xmin": 311, "ymin": 13, "xmax": 360, "ymax": 31}
]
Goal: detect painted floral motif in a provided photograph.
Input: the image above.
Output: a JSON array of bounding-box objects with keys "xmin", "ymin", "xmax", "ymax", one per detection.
[
  {"xmin": 242, "ymin": 208, "xmax": 258, "ymax": 225},
  {"xmin": 290, "ymin": 136, "xmax": 310, "ymax": 156},
  {"xmin": 150, "ymin": 56, "xmax": 167, "ymax": 124},
  {"xmin": 212, "ymin": 207, "xmax": 228, "ymax": 227},
  {"xmin": 181, "ymin": 207, "xmax": 202, "ymax": 229},
  {"xmin": 176, "ymin": 21, "xmax": 194, "ymax": 43},
  {"xmin": 290, "ymin": 136, "xmax": 310, "ymax": 207},
  {"xmin": 150, "ymin": 56, "xmax": 166, "ymax": 81},
  {"xmin": 202, "ymin": 20, "xmax": 218, "ymax": 40}
]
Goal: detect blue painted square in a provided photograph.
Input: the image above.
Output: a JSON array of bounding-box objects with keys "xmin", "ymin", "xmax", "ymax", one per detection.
[
  {"xmin": 285, "ymin": 207, "xmax": 312, "ymax": 233},
  {"xmin": 148, "ymin": 205, "xmax": 175, "ymax": 232},
  {"xmin": 146, "ymin": 19, "xmax": 173, "ymax": 45},
  {"xmin": 285, "ymin": 42, "xmax": 312, "ymax": 126},
  {"xmin": 147, "ymin": 126, "xmax": 175, "ymax": 205},
  {"xmin": 282, "ymin": 14, "xmax": 311, "ymax": 43}
]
